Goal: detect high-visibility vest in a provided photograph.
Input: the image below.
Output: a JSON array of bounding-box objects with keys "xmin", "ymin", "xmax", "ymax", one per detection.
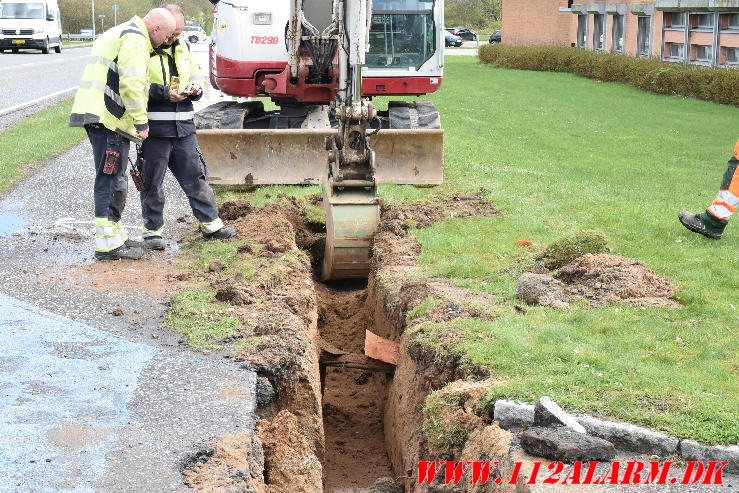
[
  {"xmin": 146, "ymin": 39, "xmax": 207, "ymax": 137},
  {"xmin": 148, "ymin": 39, "xmax": 205, "ymax": 89},
  {"xmin": 68, "ymin": 16, "xmax": 152, "ymax": 141}
]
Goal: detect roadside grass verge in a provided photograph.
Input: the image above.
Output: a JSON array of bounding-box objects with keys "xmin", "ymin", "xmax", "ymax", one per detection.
[
  {"xmin": 0, "ymin": 98, "xmax": 84, "ymax": 195},
  {"xmin": 203, "ymin": 56, "xmax": 736, "ymax": 444}
]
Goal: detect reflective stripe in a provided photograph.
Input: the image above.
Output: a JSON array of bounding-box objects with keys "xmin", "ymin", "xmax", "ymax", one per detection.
[
  {"xmin": 708, "ymin": 203, "xmax": 734, "ymax": 221},
  {"xmin": 96, "ymin": 225, "xmax": 117, "ymax": 237},
  {"xmin": 200, "ymin": 217, "xmax": 224, "ymax": 234},
  {"xmin": 148, "ymin": 111, "xmax": 195, "ymax": 121},
  {"xmin": 118, "ymin": 65, "xmax": 147, "ymax": 78},
  {"xmin": 716, "ymin": 189, "xmax": 739, "ymax": 208},
  {"xmin": 89, "ymin": 55, "xmax": 118, "ymax": 73},
  {"xmin": 95, "ymin": 234, "xmax": 125, "ymax": 252},
  {"xmin": 79, "ymin": 80, "xmax": 124, "ymax": 108},
  {"xmin": 122, "ymin": 98, "xmax": 146, "ymax": 110},
  {"xmin": 142, "ymin": 227, "xmax": 164, "ymax": 238}
]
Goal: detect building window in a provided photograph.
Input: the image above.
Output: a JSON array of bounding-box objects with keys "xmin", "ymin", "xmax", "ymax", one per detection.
[
  {"xmin": 693, "ymin": 44, "xmax": 713, "ymax": 62},
  {"xmin": 611, "ymin": 14, "xmax": 624, "ymax": 53},
  {"xmin": 593, "ymin": 14, "xmax": 605, "ymax": 51},
  {"xmin": 719, "ymin": 13, "xmax": 739, "ymax": 30},
  {"xmin": 725, "ymin": 47, "xmax": 739, "ymax": 64},
  {"xmin": 665, "ymin": 42, "xmax": 684, "ymax": 60},
  {"xmin": 665, "ymin": 12, "xmax": 687, "ymax": 28},
  {"xmin": 691, "ymin": 13, "xmax": 715, "ymax": 30},
  {"xmin": 577, "ymin": 14, "xmax": 588, "ymax": 49},
  {"xmin": 637, "ymin": 16, "xmax": 651, "ymax": 56}
]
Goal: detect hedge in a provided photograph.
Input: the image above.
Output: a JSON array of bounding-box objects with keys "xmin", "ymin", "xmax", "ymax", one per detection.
[{"xmin": 478, "ymin": 44, "xmax": 739, "ymax": 106}]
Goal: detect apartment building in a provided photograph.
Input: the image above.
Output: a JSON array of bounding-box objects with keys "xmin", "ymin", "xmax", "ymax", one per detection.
[{"xmin": 501, "ymin": 1, "xmax": 739, "ymax": 67}]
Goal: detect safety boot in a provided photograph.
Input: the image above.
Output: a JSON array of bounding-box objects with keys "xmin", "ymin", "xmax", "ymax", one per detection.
[
  {"xmin": 143, "ymin": 236, "xmax": 166, "ymax": 250},
  {"xmin": 203, "ymin": 227, "xmax": 236, "ymax": 241},
  {"xmin": 678, "ymin": 211, "xmax": 723, "ymax": 240},
  {"xmin": 94, "ymin": 245, "xmax": 144, "ymax": 261},
  {"xmin": 124, "ymin": 238, "xmax": 144, "ymax": 248}
]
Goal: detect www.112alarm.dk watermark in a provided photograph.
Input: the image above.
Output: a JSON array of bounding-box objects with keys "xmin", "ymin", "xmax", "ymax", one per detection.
[{"xmin": 417, "ymin": 460, "xmax": 730, "ymax": 486}]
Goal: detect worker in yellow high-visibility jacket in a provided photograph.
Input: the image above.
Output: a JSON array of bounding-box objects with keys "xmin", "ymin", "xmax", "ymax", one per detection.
[
  {"xmin": 138, "ymin": 4, "xmax": 235, "ymax": 251},
  {"xmin": 69, "ymin": 8, "xmax": 176, "ymax": 260},
  {"xmin": 680, "ymin": 141, "xmax": 739, "ymax": 240}
]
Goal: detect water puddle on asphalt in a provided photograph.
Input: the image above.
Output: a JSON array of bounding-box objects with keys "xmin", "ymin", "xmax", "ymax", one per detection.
[{"xmin": 0, "ymin": 213, "xmax": 26, "ymax": 237}]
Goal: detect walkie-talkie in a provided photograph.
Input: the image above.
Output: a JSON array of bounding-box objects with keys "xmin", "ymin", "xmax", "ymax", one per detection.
[{"xmin": 129, "ymin": 144, "xmax": 147, "ymax": 192}]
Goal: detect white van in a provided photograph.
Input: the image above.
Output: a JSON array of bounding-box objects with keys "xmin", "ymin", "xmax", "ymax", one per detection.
[{"xmin": 0, "ymin": 0, "xmax": 62, "ymax": 54}]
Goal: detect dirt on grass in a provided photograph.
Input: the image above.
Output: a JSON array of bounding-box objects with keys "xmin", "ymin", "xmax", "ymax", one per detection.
[{"xmin": 557, "ymin": 253, "xmax": 681, "ymax": 308}]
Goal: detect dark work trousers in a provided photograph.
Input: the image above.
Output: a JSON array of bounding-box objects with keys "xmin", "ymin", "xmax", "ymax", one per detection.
[
  {"xmin": 86, "ymin": 125, "xmax": 131, "ymax": 221},
  {"xmin": 140, "ymin": 133, "xmax": 219, "ymax": 234}
]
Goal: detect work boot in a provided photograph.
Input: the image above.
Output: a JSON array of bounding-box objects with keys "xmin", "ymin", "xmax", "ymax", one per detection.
[
  {"xmin": 124, "ymin": 238, "xmax": 144, "ymax": 248},
  {"xmin": 678, "ymin": 211, "xmax": 723, "ymax": 239},
  {"xmin": 203, "ymin": 227, "xmax": 236, "ymax": 241},
  {"xmin": 94, "ymin": 245, "xmax": 144, "ymax": 261},
  {"xmin": 143, "ymin": 236, "xmax": 166, "ymax": 250}
]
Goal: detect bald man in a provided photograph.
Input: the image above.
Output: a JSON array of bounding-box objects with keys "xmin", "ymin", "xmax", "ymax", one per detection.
[{"xmin": 69, "ymin": 8, "xmax": 176, "ymax": 260}]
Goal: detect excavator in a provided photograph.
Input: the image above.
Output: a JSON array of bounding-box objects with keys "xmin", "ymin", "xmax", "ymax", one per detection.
[{"xmin": 198, "ymin": 0, "xmax": 445, "ymax": 280}]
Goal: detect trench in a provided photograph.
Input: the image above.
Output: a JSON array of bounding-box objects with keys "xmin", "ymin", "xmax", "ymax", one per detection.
[{"xmin": 316, "ymin": 279, "xmax": 396, "ymax": 492}]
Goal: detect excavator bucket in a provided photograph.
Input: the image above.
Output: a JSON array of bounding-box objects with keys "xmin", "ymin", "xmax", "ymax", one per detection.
[{"xmin": 195, "ymin": 129, "xmax": 444, "ymax": 186}]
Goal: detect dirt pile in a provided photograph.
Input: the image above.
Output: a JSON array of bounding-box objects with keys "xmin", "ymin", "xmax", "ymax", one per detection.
[
  {"xmin": 256, "ymin": 410, "xmax": 323, "ymax": 493},
  {"xmin": 182, "ymin": 433, "xmax": 266, "ymax": 493},
  {"xmin": 557, "ymin": 253, "xmax": 680, "ymax": 308}
]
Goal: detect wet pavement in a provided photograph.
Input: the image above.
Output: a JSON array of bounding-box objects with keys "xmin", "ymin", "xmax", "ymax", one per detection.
[{"xmin": 0, "ymin": 140, "xmax": 257, "ymax": 491}]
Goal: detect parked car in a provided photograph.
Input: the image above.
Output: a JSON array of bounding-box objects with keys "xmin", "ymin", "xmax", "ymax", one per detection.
[
  {"xmin": 488, "ymin": 30, "xmax": 501, "ymax": 44},
  {"xmin": 444, "ymin": 32, "xmax": 462, "ymax": 47},
  {"xmin": 446, "ymin": 27, "xmax": 477, "ymax": 41},
  {"xmin": 183, "ymin": 24, "xmax": 206, "ymax": 43}
]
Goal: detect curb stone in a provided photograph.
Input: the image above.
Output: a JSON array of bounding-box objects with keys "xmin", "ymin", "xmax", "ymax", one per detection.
[
  {"xmin": 680, "ymin": 440, "xmax": 739, "ymax": 473},
  {"xmin": 534, "ymin": 396, "xmax": 586, "ymax": 433},
  {"xmin": 575, "ymin": 415, "xmax": 678, "ymax": 456},
  {"xmin": 494, "ymin": 399, "xmax": 736, "ymax": 463},
  {"xmin": 493, "ymin": 400, "xmax": 534, "ymax": 430}
]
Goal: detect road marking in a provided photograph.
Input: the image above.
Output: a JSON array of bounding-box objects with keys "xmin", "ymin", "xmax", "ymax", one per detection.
[
  {"xmin": 0, "ymin": 87, "xmax": 77, "ymax": 117},
  {"xmin": 3, "ymin": 53, "xmax": 89, "ymax": 70}
]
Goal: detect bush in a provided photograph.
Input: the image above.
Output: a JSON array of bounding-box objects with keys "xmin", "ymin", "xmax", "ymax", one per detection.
[{"xmin": 478, "ymin": 44, "xmax": 739, "ymax": 106}]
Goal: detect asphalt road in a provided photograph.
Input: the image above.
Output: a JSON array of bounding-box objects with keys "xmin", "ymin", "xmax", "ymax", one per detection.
[{"xmin": 0, "ymin": 46, "xmax": 90, "ymax": 113}]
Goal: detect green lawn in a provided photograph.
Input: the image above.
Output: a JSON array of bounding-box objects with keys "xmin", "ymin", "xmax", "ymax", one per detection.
[
  {"xmin": 390, "ymin": 57, "xmax": 738, "ymax": 445},
  {"xmin": 213, "ymin": 56, "xmax": 738, "ymax": 445},
  {"xmin": 0, "ymin": 98, "xmax": 85, "ymax": 195}
]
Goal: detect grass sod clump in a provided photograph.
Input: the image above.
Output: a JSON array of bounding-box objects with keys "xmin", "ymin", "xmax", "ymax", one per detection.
[
  {"xmin": 0, "ymin": 98, "xmax": 85, "ymax": 195},
  {"xmin": 539, "ymin": 230, "xmax": 609, "ymax": 270},
  {"xmin": 206, "ymin": 56, "xmax": 737, "ymax": 444},
  {"xmin": 422, "ymin": 391, "xmax": 472, "ymax": 454},
  {"xmin": 478, "ymin": 44, "xmax": 739, "ymax": 107},
  {"xmin": 165, "ymin": 287, "xmax": 240, "ymax": 350}
]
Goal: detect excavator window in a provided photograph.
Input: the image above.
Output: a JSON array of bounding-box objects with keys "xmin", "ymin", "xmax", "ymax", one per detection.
[{"xmin": 366, "ymin": 0, "xmax": 436, "ymax": 70}]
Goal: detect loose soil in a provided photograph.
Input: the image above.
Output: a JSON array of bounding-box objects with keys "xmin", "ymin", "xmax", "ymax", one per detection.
[
  {"xmin": 557, "ymin": 253, "xmax": 681, "ymax": 308},
  {"xmin": 55, "ymin": 259, "xmax": 190, "ymax": 296}
]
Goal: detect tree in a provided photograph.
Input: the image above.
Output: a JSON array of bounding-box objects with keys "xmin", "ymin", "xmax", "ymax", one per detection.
[
  {"xmin": 444, "ymin": 0, "xmax": 501, "ymax": 31},
  {"xmin": 58, "ymin": 0, "xmax": 213, "ymax": 35}
]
